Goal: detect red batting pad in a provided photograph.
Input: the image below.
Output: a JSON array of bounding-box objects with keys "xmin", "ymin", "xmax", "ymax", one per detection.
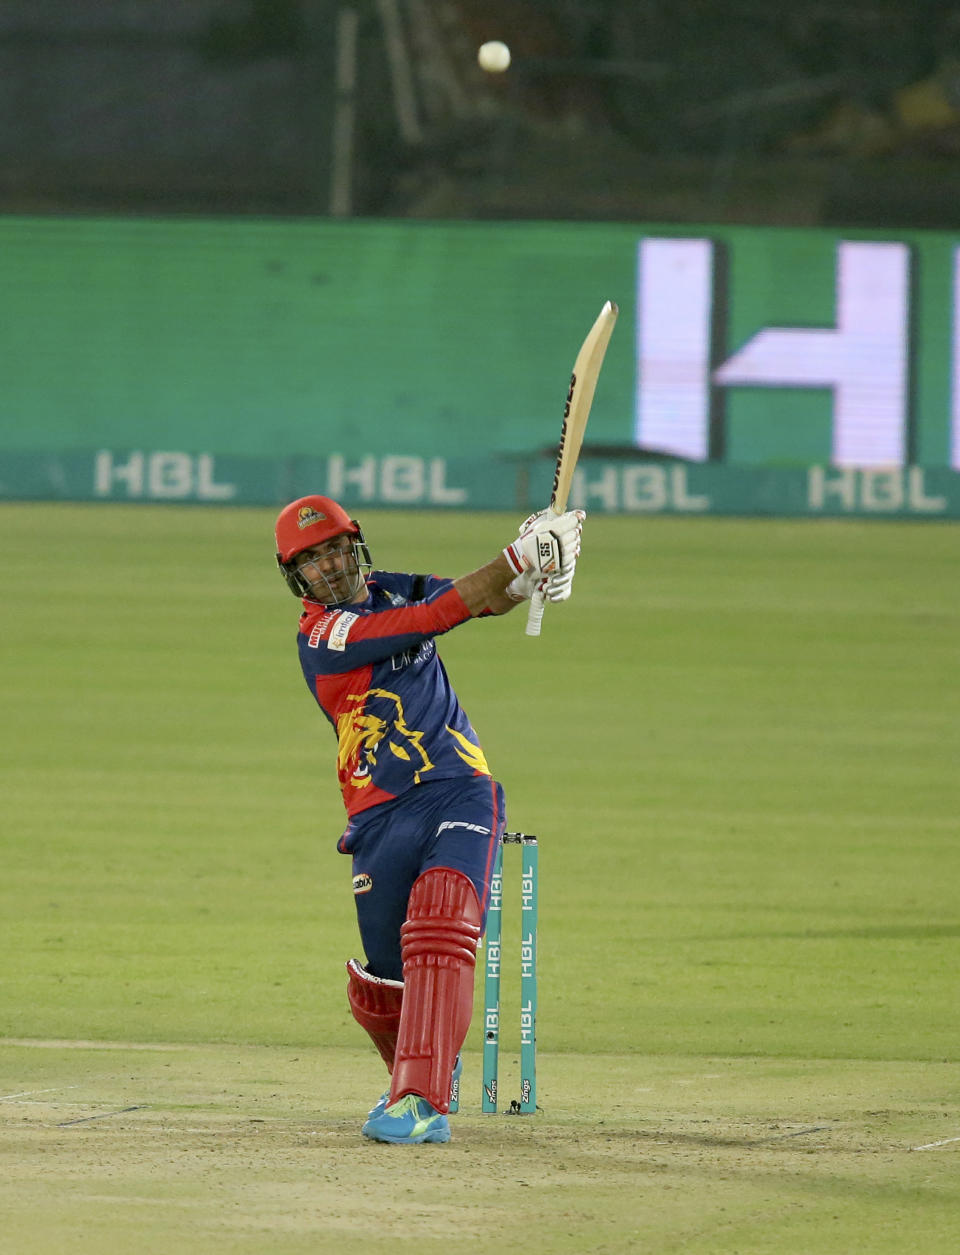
[
  {"xmin": 389, "ymin": 867, "xmax": 482, "ymax": 1113},
  {"xmin": 346, "ymin": 957, "xmax": 404, "ymax": 1072}
]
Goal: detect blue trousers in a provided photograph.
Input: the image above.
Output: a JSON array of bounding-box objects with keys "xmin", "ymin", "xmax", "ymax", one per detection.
[{"xmin": 338, "ymin": 776, "xmax": 506, "ymax": 981}]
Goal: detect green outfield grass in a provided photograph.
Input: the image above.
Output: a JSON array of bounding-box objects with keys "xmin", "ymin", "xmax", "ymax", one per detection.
[{"xmin": 1, "ymin": 502, "xmax": 958, "ymax": 1253}]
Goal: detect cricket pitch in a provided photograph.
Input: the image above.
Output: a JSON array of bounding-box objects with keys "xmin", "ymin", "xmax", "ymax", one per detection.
[{"xmin": 2, "ymin": 1041, "xmax": 957, "ymax": 1255}]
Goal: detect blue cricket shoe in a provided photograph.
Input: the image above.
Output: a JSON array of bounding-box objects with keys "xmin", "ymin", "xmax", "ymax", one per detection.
[
  {"xmin": 362, "ymin": 1093, "xmax": 451, "ymax": 1144},
  {"xmin": 365, "ymin": 1055, "xmax": 462, "ymax": 1123}
]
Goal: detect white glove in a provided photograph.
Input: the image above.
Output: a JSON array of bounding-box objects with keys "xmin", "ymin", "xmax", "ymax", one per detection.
[
  {"xmin": 526, "ymin": 509, "xmax": 583, "ymax": 601},
  {"xmin": 543, "ymin": 556, "xmax": 578, "ymax": 602},
  {"xmin": 505, "ymin": 511, "xmax": 547, "ymax": 601},
  {"xmin": 506, "ymin": 510, "xmax": 584, "ymax": 602},
  {"xmin": 517, "ymin": 509, "xmax": 547, "ymax": 532},
  {"xmin": 505, "ymin": 567, "xmax": 545, "ymax": 603},
  {"xmin": 503, "ymin": 509, "xmax": 584, "ymax": 579}
]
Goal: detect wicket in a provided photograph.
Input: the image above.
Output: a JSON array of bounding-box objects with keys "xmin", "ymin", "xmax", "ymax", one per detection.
[{"xmin": 481, "ymin": 831, "xmax": 539, "ymax": 1114}]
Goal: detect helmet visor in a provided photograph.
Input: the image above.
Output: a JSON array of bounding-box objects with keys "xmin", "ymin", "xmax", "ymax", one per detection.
[{"xmin": 293, "ymin": 534, "xmax": 367, "ymax": 604}]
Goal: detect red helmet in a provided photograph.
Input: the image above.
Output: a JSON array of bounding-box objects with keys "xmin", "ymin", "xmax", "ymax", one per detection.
[
  {"xmin": 275, "ymin": 494, "xmax": 359, "ymax": 563},
  {"xmin": 274, "ymin": 494, "xmax": 372, "ymax": 601}
]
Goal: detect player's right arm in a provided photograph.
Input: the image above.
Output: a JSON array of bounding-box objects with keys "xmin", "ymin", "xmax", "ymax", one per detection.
[
  {"xmin": 455, "ymin": 509, "xmax": 584, "ymax": 616},
  {"xmin": 300, "ymin": 585, "xmax": 469, "ymax": 674},
  {"xmin": 301, "ymin": 510, "xmax": 584, "ymax": 668}
]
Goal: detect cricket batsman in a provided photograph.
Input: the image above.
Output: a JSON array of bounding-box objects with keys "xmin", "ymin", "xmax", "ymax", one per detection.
[{"xmin": 274, "ymin": 494, "xmax": 583, "ymax": 1144}]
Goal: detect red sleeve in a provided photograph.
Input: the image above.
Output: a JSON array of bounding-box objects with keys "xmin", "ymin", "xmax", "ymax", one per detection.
[{"xmin": 300, "ymin": 585, "xmax": 471, "ymax": 674}]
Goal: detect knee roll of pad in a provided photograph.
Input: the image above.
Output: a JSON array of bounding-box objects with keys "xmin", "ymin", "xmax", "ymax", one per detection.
[{"xmin": 400, "ymin": 872, "xmax": 483, "ymax": 964}]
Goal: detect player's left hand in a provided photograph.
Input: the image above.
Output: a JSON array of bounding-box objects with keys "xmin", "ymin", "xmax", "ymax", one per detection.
[
  {"xmin": 517, "ymin": 509, "xmax": 547, "ymax": 533},
  {"xmin": 506, "ymin": 511, "xmax": 546, "ymax": 601},
  {"xmin": 504, "ymin": 509, "xmax": 584, "ymax": 577},
  {"xmin": 505, "ymin": 567, "xmax": 546, "ymax": 602}
]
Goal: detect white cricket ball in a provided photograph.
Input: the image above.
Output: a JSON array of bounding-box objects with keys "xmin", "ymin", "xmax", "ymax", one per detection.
[{"xmin": 478, "ymin": 40, "xmax": 511, "ymax": 73}]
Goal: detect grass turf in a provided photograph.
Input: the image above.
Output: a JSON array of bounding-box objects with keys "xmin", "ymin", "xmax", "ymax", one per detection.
[{"xmin": 1, "ymin": 503, "xmax": 958, "ymax": 1251}]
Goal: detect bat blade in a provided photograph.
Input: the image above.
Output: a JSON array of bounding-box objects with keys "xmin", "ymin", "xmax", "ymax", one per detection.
[
  {"xmin": 526, "ymin": 300, "xmax": 618, "ymax": 637},
  {"xmin": 550, "ymin": 299, "xmax": 618, "ymax": 515}
]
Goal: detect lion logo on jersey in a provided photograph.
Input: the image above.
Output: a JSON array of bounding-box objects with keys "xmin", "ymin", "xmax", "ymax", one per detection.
[{"xmin": 336, "ymin": 688, "xmax": 434, "ymax": 788}]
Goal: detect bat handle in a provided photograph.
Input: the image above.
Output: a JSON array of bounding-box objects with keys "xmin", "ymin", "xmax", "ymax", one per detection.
[
  {"xmin": 525, "ymin": 586, "xmax": 546, "ymax": 636},
  {"xmin": 524, "ymin": 504, "xmax": 561, "ymax": 637}
]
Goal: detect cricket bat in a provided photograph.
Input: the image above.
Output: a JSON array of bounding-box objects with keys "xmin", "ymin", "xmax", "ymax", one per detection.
[{"xmin": 526, "ymin": 299, "xmax": 619, "ymax": 637}]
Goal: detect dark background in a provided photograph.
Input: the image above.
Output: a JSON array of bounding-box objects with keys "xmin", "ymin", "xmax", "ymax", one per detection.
[{"xmin": 3, "ymin": 0, "xmax": 959, "ymax": 227}]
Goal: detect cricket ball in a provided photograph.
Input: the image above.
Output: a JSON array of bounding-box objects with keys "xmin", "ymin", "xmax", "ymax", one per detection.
[{"xmin": 478, "ymin": 40, "xmax": 511, "ymax": 73}]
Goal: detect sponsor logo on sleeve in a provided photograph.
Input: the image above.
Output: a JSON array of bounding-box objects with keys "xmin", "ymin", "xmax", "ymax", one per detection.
[
  {"xmin": 327, "ymin": 611, "xmax": 359, "ymax": 651},
  {"xmin": 352, "ymin": 872, "xmax": 373, "ymax": 894},
  {"xmin": 307, "ymin": 613, "xmax": 336, "ymax": 648}
]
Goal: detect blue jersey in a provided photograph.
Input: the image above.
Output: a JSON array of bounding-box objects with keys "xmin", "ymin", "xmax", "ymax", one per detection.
[{"xmin": 296, "ymin": 572, "xmax": 491, "ymax": 818}]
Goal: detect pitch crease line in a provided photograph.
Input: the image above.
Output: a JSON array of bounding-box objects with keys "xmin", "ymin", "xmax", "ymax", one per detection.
[
  {"xmin": 0, "ymin": 1086, "xmax": 78, "ymax": 1102},
  {"xmin": 910, "ymin": 1134, "xmax": 960, "ymax": 1151}
]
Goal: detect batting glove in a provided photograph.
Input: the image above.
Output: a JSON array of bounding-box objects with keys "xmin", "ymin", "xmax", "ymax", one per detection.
[
  {"xmin": 543, "ymin": 556, "xmax": 578, "ymax": 602},
  {"xmin": 505, "ymin": 568, "xmax": 545, "ymax": 602},
  {"xmin": 503, "ymin": 509, "xmax": 584, "ymax": 578}
]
